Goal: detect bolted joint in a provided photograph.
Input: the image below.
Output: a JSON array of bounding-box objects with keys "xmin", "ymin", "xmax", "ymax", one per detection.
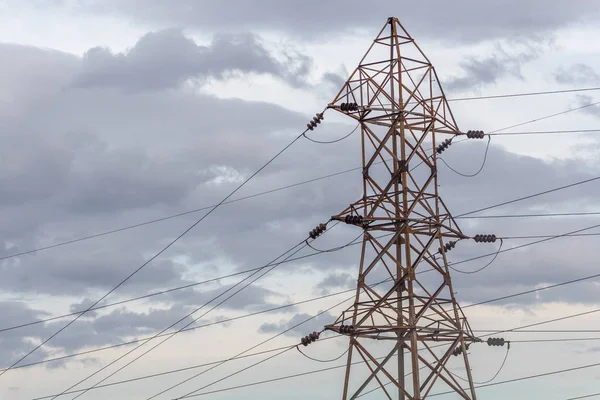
[
  {"xmin": 486, "ymin": 337, "xmax": 506, "ymax": 347},
  {"xmin": 340, "ymin": 102, "xmax": 359, "ymax": 112},
  {"xmin": 438, "ymin": 240, "xmax": 457, "ymax": 254},
  {"xmin": 465, "ymin": 130, "xmax": 485, "ymax": 139},
  {"xmin": 306, "ymin": 113, "xmax": 324, "ymax": 131},
  {"xmin": 301, "ymin": 331, "xmax": 320, "ymax": 346},
  {"xmin": 473, "ymin": 234, "xmax": 497, "ymax": 243},
  {"xmin": 309, "ymin": 223, "xmax": 327, "ymax": 239},
  {"xmin": 398, "ymin": 159, "xmax": 408, "ymax": 172},
  {"xmin": 436, "ymin": 138, "xmax": 452, "ymax": 154}
]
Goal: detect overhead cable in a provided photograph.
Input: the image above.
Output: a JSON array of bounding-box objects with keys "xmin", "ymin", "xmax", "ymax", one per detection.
[
  {"xmin": 0, "ymin": 110, "xmax": 329, "ymax": 378},
  {"xmin": 447, "ymin": 86, "xmax": 600, "ymax": 102}
]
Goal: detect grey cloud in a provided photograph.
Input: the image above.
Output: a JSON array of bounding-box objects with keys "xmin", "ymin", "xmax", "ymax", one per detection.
[
  {"xmin": 0, "ymin": 43, "xmax": 78, "ymax": 118},
  {"xmin": 69, "ymin": 298, "xmax": 99, "ymax": 318},
  {"xmin": 4, "ymin": 36, "xmax": 600, "ymax": 378},
  {"xmin": 316, "ymin": 272, "xmax": 355, "ymax": 294},
  {"xmin": 74, "ymin": 29, "xmax": 311, "ymax": 91},
  {"xmin": 0, "ymin": 301, "xmax": 52, "ymax": 368},
  {"xmin": 0, "ymin": 302, "xmax": 199, "ymax": 369},
  {"xmin": 575, "ymin": 94, "xmax": 600, "ymax": 118},
  {"xmin": 163, "ymin": 283, "xmax": 287, "ymax": 312},
  {"xmin": 0, "ymin": 247, "xmax": 192, "ymax": 296},
  {"xmin": 322, "ymin": 72, "xmax": 346, "ymax": 88},
  {"xmin": 445, "ymin": 41, "xmax": 545, "ymax": 92},
  {"xmin": 77, "ymin": 0, "xmax": 600, "ymax": 44},
  {"xmin": 555, "ymin": 64, "xmax": 600, "ymax": 85},
  {"xmin": 258, "ymin": 311, "xmax": 337, "ymax": 337}
]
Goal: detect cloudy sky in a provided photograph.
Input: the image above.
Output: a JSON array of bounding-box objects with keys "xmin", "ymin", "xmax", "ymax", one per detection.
[{"xmin": 2, "ymin": 1, "xmax": 600, "ymax": 399}]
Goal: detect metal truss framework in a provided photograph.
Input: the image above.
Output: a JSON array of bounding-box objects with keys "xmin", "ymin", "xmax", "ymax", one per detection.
[{"xmin": 324, "ymin": 17, "xmax": 478, "ymax": 400}]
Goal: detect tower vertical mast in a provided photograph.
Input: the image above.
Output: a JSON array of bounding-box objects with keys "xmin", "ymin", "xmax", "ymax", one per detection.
[{"xmin": 324, "ymin": 17, "xmax": 478, "ymax": 399}]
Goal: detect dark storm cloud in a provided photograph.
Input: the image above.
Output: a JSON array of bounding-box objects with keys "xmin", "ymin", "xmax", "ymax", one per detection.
[
  {"xmin": 555, "ymin": 64, "xmax": 600, "ymax": 85},
  {"xmin": 77, "ymin": 0, "xmax": 600, "ymax": 44},
  {"xmin": 74, "ymin": 29, "xmax": 311, "ymax": 91}
]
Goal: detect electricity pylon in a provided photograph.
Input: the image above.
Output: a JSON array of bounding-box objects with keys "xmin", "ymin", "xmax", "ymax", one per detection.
[{"xmin": 324, "ymin": 17, "xmax": 479, "ymax": 399}]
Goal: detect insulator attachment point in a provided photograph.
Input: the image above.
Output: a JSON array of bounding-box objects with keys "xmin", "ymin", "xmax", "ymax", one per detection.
[
  {"xmin": 307, "ymin": 113, "xmax": 324, "ymax": 131},
  {"xmin": 465, "ymin": 130, "xmax": 485, "ymax": 139},
  {"xmin": 452, "ymin": 343, "xmax": 470, "ymax": 356},
  {"xmin": 486, "ymin": 337, "xmax": 507, "ymax": 347},
  {"xmin": 340, "ymin": 325, "xmax": 356, "ymax": 334},
  {"xmin": 301, "ymin": 331, "xmax": 320, "ymax": 346},
  {"xmin": 344, "ymin": 215, "xmax": 364, "ymax": 226},
  {"xmin": 340, "ymin": 102, "xmax": 359, "ymax": 112},
  {"xmin": 436, "ymin": 138, "xmax": 452, "ymax": 154},
  {"xmin": 473, "ymin": 234, "xmax": 497, "ymax": 243},
  {"xmin": 438, "ymin": 240, "xmax": 457, "ymax": 254},
  {"xmin": 309, "ymin": 223, "xmax": 327, "ymax": 239}
]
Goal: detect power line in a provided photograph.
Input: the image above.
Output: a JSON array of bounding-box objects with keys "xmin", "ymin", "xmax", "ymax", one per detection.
[
  {"xmin": 567, "ymin": 392, "xmax": 600, "ymax": 400},
  {"xmin": 429, "ymin": 360, "xmax": 600, "ymax": 397},
  {"xmin": 489, "ymin": 129, "xmax": 600, "ymax": 136},
  {"xmin": 13, "ymin": 223, "xmax": 600, "ymax": 371},
  {"xmin": 439, "ymin": 135, "xmax": 491, "ymax": 177},
  {"xmin": 32, "ymin": 333, "xmax": 600, "ymax": 399},
  {"xmin": 447, "ymin": 86, "xmax": 600, "ymax": 102},
  {"xmin": 457, "ymin": 211, "xmax": 600, "ymax": 219},
  {"xmin": 52, "ymin": 236, "xmax": 313, "ymax": 400},
  {"xmin": 0, "ymin": 235, "xmax": 362, "ymax": 334},
  {"xmin": 303, "ymin": 122, "xmax": 360, "ymax": 144},
  {"xmin": 2, "ymin": 134, "xmax": 596, "ymax": 266},
  {"xmin": 0, "ymin": 154, "xmax": 351, "ymax": 263},
  {"xmin": 31, "ymin": 292, "xmax": 600, "ymax": 397},
  {"xmin": 511, "ymin": 337, "xmax": 600, "ymax": 343},
  {"xmin": 450, "ymin": 239, "xmax": 503, "ymax": 275},
  {"xmin": 158, "ymin": 297, "xmax": 352, "ymax": 400},
  {"xmin": 501, "ymin": 233, "xmax": 600, "ymax": 239},
  {"xmin": 156, "ymin": 356, "xmax": 600, "ymax": 399},
  {"xmin": 456, "ymin": 175, "xmax": 600, "ymax": 217},
  {"xmin": 462, "ymin": 270, "xmax": 600, "ymax": 310},
  {"xmin": 158, "ymin": 270, "xmax": 407, "ymax": 400},
  {"xmin": 4, "ymin": 214, "xmax": 598, "ymax": 335},
  {"xmin": 450, "ymin": 345, "xmax": 510, "ymax": 385},
  {"xmin": 7, "ymin": 277, "xmax": 357, "ymax": 372},
  {"xmin": 8, "ymin": 170, "xmax": 599, "ymax": 336},
  {"xmin": 19, "ymin": 154, "xmax": 600, "ymax": 393},
  {"xmin": 475, "ymin": 307, "xmax": 600, "ymax": 337},
  {"xmin": 487, "ymin": 100, "xmax": 600, "ymax": 134},
  {"xmin": 31, "ymin": 336, "xmax": 341, "ymax": 400},
  {"xmin": 1, "ymin": 122, "xmax": 317, "ymax": 377},
  {"xmin": 147, "ymin": 250, "xmax": 599, "ymax": 400},
  {"xmin": 55, "ymin": 222, "xmax": 356, "ymax": 400},
  {"xmin": 353, "ymin": 305, "xmax": 600, "ymax": 398},
  {"xmin": 451, "ymin": 222, "xmax": 600, "ymax": 268}
]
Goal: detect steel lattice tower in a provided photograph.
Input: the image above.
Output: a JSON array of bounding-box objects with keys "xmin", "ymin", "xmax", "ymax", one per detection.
[{"xmin": 323, "ymin": 17, "xmax": 479, "ymax": 399}]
